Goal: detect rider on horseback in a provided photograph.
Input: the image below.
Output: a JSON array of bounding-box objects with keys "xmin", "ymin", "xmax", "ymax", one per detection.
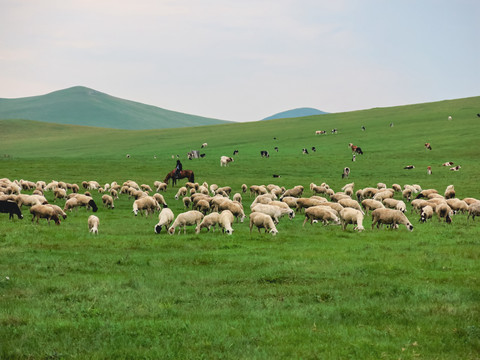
[{"xmin": 175, "ymin": 159, "xmax": 182, "ymax": 180}]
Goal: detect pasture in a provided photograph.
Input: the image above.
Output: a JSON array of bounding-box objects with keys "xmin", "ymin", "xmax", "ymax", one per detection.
[{"xmin": 1, "ymin": 96, "xmax": 480, "ymax": 359}]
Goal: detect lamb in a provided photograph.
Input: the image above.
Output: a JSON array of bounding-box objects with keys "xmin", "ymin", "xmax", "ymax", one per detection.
[
  {"xmin": 154, "ymin": 207, "xmax": 175, "ymax": 234},
  {"xmin": 249, "ymin": 212, "xmax": 278, "ymax": 235},
  {"xmin": 168, "ymin": 210, "xmax": 204, "ymax": 234},
  {"xmin": 220, "ymin": 156, "xmax": 234, "ymax": 167},
  {"xmin": 132, "ymin": 196, "xmax": 160, "ymax": 217},
  {"xmin": 338, "ymin": 198, "xmax": 364, "ymax": 214},
  {"xmin": 195, "ymin": 212, "xmax": 221, "ymax": 233},
  {"xmin": 30, "ymin": 204, "xmax": 61, "ymax": 225},
  {"xmin": 420, "ymin": 205, "xmax": 434, "ymax": 222},
  {"xmin": 102, "ymin": 194, "xmax": 115, "ymax": 209},
  {"xmin": 361, "ymin": 199, "xmax": 384, "ymax": 214},
  {"xmin": 446, "ymin": 198, "xmax": 469, "ymax": 214},
  {"xmin": 467, "ymin": 202, "xmax": 480, "ymax": 221},
  {"xmin": 444, "ymin": 185, "xmax": 455, "ymax": 199},
  {"xmin": 339, "ymin": 208, "xmax": 364, "ymax": 231},
  {"xmin": 219, "ymin": 210, "xmax": 235, "ymax": 235},
  {"xmin": 303, "ymin": 206, "xmax": 340, "ymax": 226},
  {"xmin": 174, "ymin": 187, "xmax": 188, "ymax": 200},
  {"xmin": 251, "ymin": 203, "xmax": 294, "ymax": 224},
  {"xmin": 435, "ymin": 203, "xmax": 453, "ymax": 223},
  {"xmin": 88, "ymin": 215, "xmax": 100, "ymax": 234},
  {"xmin": 371, "ymin": 208, "xmax": 414, "ymax": 231}
]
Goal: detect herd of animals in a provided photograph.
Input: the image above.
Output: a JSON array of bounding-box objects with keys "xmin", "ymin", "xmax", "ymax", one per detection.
[{"xmin": 1, "ymin": 176, "xmax": 479, "ymax": 237}]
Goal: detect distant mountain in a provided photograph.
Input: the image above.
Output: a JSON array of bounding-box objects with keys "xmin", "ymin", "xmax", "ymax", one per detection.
[
  {"xmin": 0, "ymin": 86, "xmax": 232, "ymax": 130},
  {"xmin": 263, "ymin": 107, "xmax": 328, "ymax": 120}
]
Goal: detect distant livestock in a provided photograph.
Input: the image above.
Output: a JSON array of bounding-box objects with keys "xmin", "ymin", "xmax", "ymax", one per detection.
[
  {"xmin": 404, "ymin": 165, "xmax": 415, "ymax": 170},
  {"xmin": 442, "ymin": 161, "xmax": 454, "ymax": 167},
  {"xmin": 425, "ymin": 142, "xmax": 432, "ymax": 150},
  {"xmin": 220, "ymin": 156, "xmax": 234, "ymax": 167},
  {"xmin": 88, "ymin": 215, "xmax": 100, "ymax": 234},
  {"xmin": 427, "ymin": 166, "xmax": 432, "ymax": 175},
  {"xmin": 348, "ymin": 143, "xmax": 363, "ymax": 155},
  {"xmin": 274, "ymin": 147, "xmax": 279, "ymax": 152},
  {"xmin": 260, "ymin": 150, "xmax": 270, "ymax": 158},
  {"xmin": 0, "ymin": 200, "xmax": 23, "ymax": 220},
  {"xmin": 342, "ymin": 167, "xmax": 350, "ymax": 179},
  {"xmin": 233, "ymin": 150, "xmax": 239, "ymax": 156},
  {"xmin": 201, "ymin": 143, "xmax": 208, "ymax": 148},
  {"xmin": 302, "ymin": 148, "xmax": 309, "ymax": 155},
  {"xmin": 311, "ymin": 147, "xmax": 316, "ymax": 152},
  {"xmin": 331, "ymin": 129, "xmax": 338, "ymax": 134},
  {"xmin": 315, "ymin": 130, "xmax": 326, "ymax": 135},
  {"xmin": 450, "ymin": 165, "xmax": 461, "ymax": 171},
  {"xmin": 448, "ymin": 116, "xmax": 452, "ymax": 121}
]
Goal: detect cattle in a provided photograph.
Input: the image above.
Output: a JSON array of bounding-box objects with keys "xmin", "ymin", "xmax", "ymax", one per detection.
[
  {"xmin": 425, "ymin": 143, "xmax": 432, "ymax": 150},
  {"xmin": 302, "ymin": 148, "xmax": 309, "ymax": 155},
  {"xmin": 274, "ymin": 147, "xmax": 279, "ymax": 152},
  {"xmin": 450, "ymin": 165, "xmax": 461, "ymax": 171},
  {"xmin": 404, "ymin": 165, "xmax": 415, "ymax": 170},
  {"xmin": 0, "ymin": 200, "xmax": 23, "ymax": 220},
  {"xmin": 315, "ymin": 130, "xmax": 326, "ymax": 135},
  {"xmin": 442, "ymin": 161, "xmax": 454, "ymax": 167},
  {"xmin": 361, "ymin": 126, "xmax": 366, "ymax": 131},
  {"xmin": 233, "ymin": 150, "xmax": 239, "ymax": 156},
  {"xmin": 260, "ymin": 150, "xmax": 270, "ymax": 158},
  {"xmin": 342, "ymin": 167, "xmax": 350, "ymax": 179},
  {"xmin": 348, "ymin": 143, "xmax": 363, "ymax": 155},
  {"xmin": 331, "ymin": 128, "xmax": 338, "ymax": 134},
  {"xmin": 311, "ymin": 147, "xmax": 316, "ymax": 152}
]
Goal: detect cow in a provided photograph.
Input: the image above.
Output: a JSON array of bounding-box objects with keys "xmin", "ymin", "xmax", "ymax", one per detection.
[
  {"xmin": 404, "ymin": 165, "xmax": 415, "ymax": 170},
  {"xmin": 442, "ymin": 162, "xmax": 454, "ymax": 167},
  {"xmin": 311, "ymin": 147, "xmax": 316, "ymax": 152},
  {"xmin": 0, "ymin": 200, "xmax": 23, "ymax": 220},
  {"xmin": 425, "ymin": 143, "xmax": 432, "ymax": 150},
  {"xmin": 342, "ymin": 167, "xmax": 350, "ymax": 179},
  {"xmin": 450, "ymin": 165, "xmax": 461, "ymax": 171},
  {"xmin": 233, "ymin": 150, "xmax": 239, "ymax": 156},
  {"xmin": 315, "ymin": 130, "xmax": 326, "ymax": 135},
  {"xmin": 260, "ymin": 150, "xmax": 270, "ymax": 158},
  {"xmin": 302, "ymin": 148, "xmax": 309, "ymax": 155}
]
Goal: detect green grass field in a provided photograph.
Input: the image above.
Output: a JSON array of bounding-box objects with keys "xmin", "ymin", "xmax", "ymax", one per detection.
[{"xmin": 1, "ymin": 97, "xmax": 480, "ymax": 359}]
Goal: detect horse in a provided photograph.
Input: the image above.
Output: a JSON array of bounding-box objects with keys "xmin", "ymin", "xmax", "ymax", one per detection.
[{"xmin": 164, "ymin": 169, "xmax": 195, "ymax": 187}]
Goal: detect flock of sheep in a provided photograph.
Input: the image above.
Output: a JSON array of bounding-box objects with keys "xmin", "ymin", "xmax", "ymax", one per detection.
[{"xmin": 1, "ymin": 177, "xmax": 479, "ymax": 237}]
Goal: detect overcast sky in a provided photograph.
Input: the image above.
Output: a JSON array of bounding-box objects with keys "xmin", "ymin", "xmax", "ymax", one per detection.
[{"xmin": 1, "ymin": 0, "xmax": 479, "ymax": 122}]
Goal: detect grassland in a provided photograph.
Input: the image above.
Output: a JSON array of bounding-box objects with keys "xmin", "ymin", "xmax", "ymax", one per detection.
[{"xmin": 1, "ymin": 97, "xmax": 479, "ymax": 359}]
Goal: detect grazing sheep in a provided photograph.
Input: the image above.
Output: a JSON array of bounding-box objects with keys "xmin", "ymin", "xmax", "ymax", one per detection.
[
  {"xmin": 88, "ymin": 215, "xmax": 100, "ymax": 234},
  {"xmin": 64, "ymin": 194, "xmax": 98, "ymax": 212},
  {"xmin": 63, "ymin": 198, "xmax": 79, "ymax": 212},
  {"xmin": 435, "ymin": 203, "xmax": 453, "ymax": 223},
  {"xmin": 373, "ymin": 189, "xmax": 395, "ymax": 202},
  {"xmin": 383, "ymin": 198, "xmax": 402, "ymax": 210},
  {"xmin": 175, "ymin": 187, "xmax": 188, "ymax": 200},
  {"xmin": 182, "ymin": 196, "xmax": 192, "ymax": 209},
  {"xmin": 53, "ymin": 188, "xmax": 67, "ymax": 201},
  {"xmin": 415, "ymin": 189, "xmax": 439, "ymax": 199},
  {"xmin": 420, "ymin": 205, "xmax": 434, "ymax": 222},
  {"xmin": 46, "ymin": 204, "xmax": 67, "ymax": 220},
  {"xmin": 16, "ymin": 194, "xmax": 48, "ymax": 208},
  {"xmin": 251, "ymin": 203, "xmax": 294, "ymax": 224},
  {"xmin": 30, "ymin": 204, "xmax": 61, "ymax": 225},
  {"xmin": 371, "ymin": 208, "xmax": 414, "ymax": 231},
  {"xmin": 249, "ymin": 212, "xmax": 278, "ymax": 235},
  {"xmin": 152, "ymin": 193, "xmax": 167, "ymax": 208},
  {"xmin": 102, "ymin": 194, "xmax": 115, "ymax": 209},
  {"xmin": 318, "ymin": 202, "xmax": 344, "ymax": 214},
  {"xmin": 411, "ymin": 199, "xmax": 430, "ymax": 213},
  {"xmin": 339, "ymin": 208, "xmax": 364, "ymax": 231},
  {"xmin": 392, "ymin": 184, "xmax": 402, "ymax": 193},
  {"xmin": 303, "ymin": 206, "xmax": 340, "ymax": 226},
  {"xmin": 295, "ymin": 197, "xmax": 327, "ymax": 213},
  {"xmin": 281, "ymin": 196, "xmax": 298, "ymax": 209},
  {"xmin": 232, "ymin": 192, "xmax": 242, "ymax": 203},
  {"xmin": 154, "ymin": 181, "xmax": 167, "ymax": 192},
  {"xmin": 241, "ymin": 184, "xmax": 247, "ymax": 193},
  {"xmin": 194, "ymin": 199, "xmax": 211, "ymax": 215},
  {"xmin": 330, "ymin": 193, "xmax": 350, "ymax": 203},
  {"xmin": 467, "ymin": 202, "xmax": 480, "ymax": 221},
  {"xmin": 195, "ymin": 212, "xmax": 221, "ymax": 233},
  {"xmin": 402, "ymin": 188, "xmax": 413, "ymax": 202},
  {"xmin": 342, "ymin": 167, "xmax": 350, "ymax": 179},
  {"xmin": 201, "ymin": 142, "xmax": 208, "ymax": 148},
  {"xmin": 444, "ymin": 185, "xmax": 455, "ymax": 199},
  {"xmin": 280, "ymin": 185, "xmax": 304, "ymax": 199},
  {"xmin": 217, "ymin": 200, "xmax": 246, "ymax": 222},
  {"xmin": 220, "ymin": 156, "xmax": 234, "ymax": 167},
  {"xmin": 154, "ymin": 207, "xmax": 175, "ymax": 234},
  {"xmin": 219, "ymin": 210, "xmax": 235, "ymax": 235},
  {"xmin": 132, "ymin": 196, "xmax": 160, "ymax": 217},
  {"xmin": 446, "ymin": 198, "xmax": 468, "ymax": 214},
  {"xmin": 338, "ymin": 198, "xmax": 364, "ymax": 214},
  {"xmin": 310, "ymin": 183, "xmax": 328, "ymax": 196},
  {"xmin": 361, "ymin": 199, "xmax": 385, "ymax": 214},
  {"xmin": 168, "ymin": 210, "xmax": 204, "ymax": 235}
]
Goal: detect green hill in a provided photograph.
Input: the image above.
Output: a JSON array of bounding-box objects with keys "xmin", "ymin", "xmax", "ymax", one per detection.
[{"xmin": 0, "ymin": 86, "xmax": 232, "ymax": 130}]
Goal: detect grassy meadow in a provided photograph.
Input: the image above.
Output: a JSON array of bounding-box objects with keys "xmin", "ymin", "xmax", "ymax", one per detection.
[{"xmin": 1, "ymin": 97, "xmax": 480, "ymax": 359}]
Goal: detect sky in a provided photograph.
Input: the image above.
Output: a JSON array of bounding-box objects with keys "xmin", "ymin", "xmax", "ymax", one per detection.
[{"xmin": 1, "ymin": 0, "xmax": 479, "ymax": 122}]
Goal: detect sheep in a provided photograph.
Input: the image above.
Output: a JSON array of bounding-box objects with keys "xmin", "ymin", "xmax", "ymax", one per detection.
[
  {"xmin": 415, "ymin": 189, "xmax": 438, "ymax": 199},
  {"xmin": 194, "ymin": 199, "xmax": 211, "ymax": 215},
  {"xmin": 53, "ymin": 188, "xmax": 67, "ymax": 201},
  {"xmin": 463, "ymin": 197, "xmax": 480, "ymax": 206},
  {"xmin": 357, "ymin": 187, "xmax": 378, "ymax": 201},
  {"xmin": 154, "ymin": 207, "xmax": 175, "ymax": 234},
  {"xmin": 361, "ymin": 199, "xmax": 385, "ymax": 214},
  {"xmin": 174, "ymin": 187, "xmax": 188, "ymax": 200},
  {"xmin": 373, "ymin": 189, "xmax": 395, "ymax": 202},
  {"xmin": 411, "ymin": 199, "xmax": 430, "ymax": 213},
  {"xmin": 220, "ymin": 156, "xmax": 234, "ymax": 167},
  {"xmin": 303, "ymin": 206, "xmax": 340, "ymax": 226},
  {"xmin": 420, "ymin": 205, "xmax": 434, "ymax": 222},
  {"xmin": 402, "ymin": 188, "xmax": 413, "ymax": 202},
  {"xmin": 295, "ymin": 197, "xmax": 327, "ymax": 213},
  {"xmin": 371, "ymin": 208, "xmax": 414, "ymax": 231},
  {"xmin": 141, "ymin": 184, "xmax": 153, "ymax": 192},
  {"xmin": 446, "ymin": 198, "xmax": 469, "ymax": 214},
  {"xmin": 383, "ymin": 198, "xmax": 402, "ymax": 210},
  {"xmin": 310, "ymin": 183, "xmax": 329, "ymax": 196},
  {"xmin": 241, "ymin": 184, "xmax": 247, "ymax": 193},
  {"xmin": 232, "ymin": 192, "xmax": 242, "ymax": 203},
  {"xmin": 281, "ymin": 196, "xmax": 298, "ymax": 209},
  {"xmin": 280, "ymin": 185, "xmax": 304, "ymax": 199},
  {"xmin": 195, "ymin": 212, "xmax": 221, "ymax": 233},
  {"xmin": 339, "ymin": 208, "xmax": 364, "ymax": 231},
  {"xmin": 215, "ymin": 186, "xmax": 232, "ymax": 196},
  {"xmin": 132, "ymin": 196, "xmax": 160, "ymax": 217},
  {"xmin": 88, "ymin": 215, "xmax": 100, "ymax": 234},
  {"xmin": 435, "ymin": 203, "xmax": 453, "ymax": 223},
  {"xmin": 15, "ymin": 194, "xmax": 48, "ymax": 208},
  {"xmin": 392, "ymin": 184, "xmax": 402, "ymax": 193},
  {"xmin": 73, "ymin": 194, "xmax": 98, "ymax": 212},
  {"xmin": 154, "ymin": 181, "xmax": 167, "ymax": 192},
  {"xmin": 168, "ymin": 210, "xmax": 204, "ymax": 235},
  {"xmin": 102, "ymin": 194, "xmax": 115, "ymax": 209},
  {"xmin": 251, "ymin": 203, "xmax": 294, "ymax": 224},
  {"xmin": 201, "ymin": 142, "xmax": 208, "ymax": 148},
  {"xmin": 217, "ymin": 199, "xmax": 246, "ymax": 222},
  {"xmin": 183, "ymin": 196, "xmax": 192, "ymax": 209},
  {"xmin": 338, "ymin": 198, "xmax": 364, "ymax": 214},
  {"xmin": 249, "ymin": 212, "xmax": 278, "ymax": 235},
  {"xmin": 318, "ymin": 202, "xmax": 344, "ymax": 214},
  {"xmin": 444, "ymin": 185, "xmax": 455, "ymax": 199},
  {"xmin": 219, "ymin": 210, "xmax": 235, "ymax": 235},
  {"xmin": 46, "ymin": 204, "xmax": 67, "ymax": 220},
  {"xmin": 63, "ymin": 197, "xmax": 79, "ymax": 212},
  {"xmin": 30, "ymin": 204, "xmax": 61, "ymax": 225},
  {"xmin": 467, "ymin": 202, "xmax": 480, "ymax": 221}
]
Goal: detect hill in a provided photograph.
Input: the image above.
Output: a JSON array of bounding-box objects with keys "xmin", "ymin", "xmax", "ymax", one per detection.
[
  {"xmin": 0, "ymin": 86, "xmax": 232, "ymax": 130},
  {"xmin": 263, "ymin": 107, "xmax": 328, "ymax": 120}
]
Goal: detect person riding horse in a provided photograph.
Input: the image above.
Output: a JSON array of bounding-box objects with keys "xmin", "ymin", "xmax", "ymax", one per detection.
[{"xmin": 175, "ymin": 160, "xmax": 183, "ymax": 180}]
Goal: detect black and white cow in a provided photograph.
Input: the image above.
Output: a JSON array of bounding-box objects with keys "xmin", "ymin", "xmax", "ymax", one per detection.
[
  {"xmin": 302, "ymin": 148, "xmax": 309, "ymax": 154},
  {"xmin": 233, "ymin": 150, "xmax": 239, "ymax": 156},
  {"xmin": 260, "ymin": 150, "xmax": 270, "ymax": 158}
]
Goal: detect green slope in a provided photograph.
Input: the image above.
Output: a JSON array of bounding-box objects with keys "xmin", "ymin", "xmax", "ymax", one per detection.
[{"xmin": 0, "ymin": 86, "xmax": 232, "ymax": 130}]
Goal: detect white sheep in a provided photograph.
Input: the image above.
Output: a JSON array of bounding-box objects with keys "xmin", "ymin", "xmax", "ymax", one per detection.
[
  {"xmin": 295, "ymin": 197, "xmax": 327, "ymax": 212},
  {"xmin": 217, "ymin": 199, "xmax": 246, "ymax": 222},
  {"xmin": 194, "ymin": 199, "xmax": 211, "ymax": 215},
  {"xmin": 154, "ymin": 181, "xmax": 167, "ymax": 192},
  {"xmin": 174, "ymin": 187, "xmax": 188, "ymax": 200},
  {"xmin": 249, "ymin": 212, "xmax": 278, "ymax": 235},
  {"xmin": 30, "ymin": 204, "xmax": 61, "ymax": 225},
  {"xmin": 444, "ymin": 185, "xmax": 455, "ymax": 199},
  {"xmin": 302, "ymin": 206, "xmax": 340, "ymax": 226},
  {"xmin": 467, "ymin": 202, "xmax": 480, "ymax": 221},
  {"xmin": 338, "ymin": 198, "xmax": 364, "ymax": 215},
  {"xmin": 251, "ymin": 203, "xmax": 294, "ymax": 224},
  {"xmin": 446, "ymin": 198, "xmax": 468, "ymax": 214},
  {"xmin": 102, "ymin": 194, "xmax": 115, "ymax": 209},
  {"xmin": 361, "ymin": 199, "xmax": 384, "ymax": 214},
  {"xmin": 220, "ymin": 156, "xmax": 234, "ymax": 167},
  {"xmin": 168, "ymin": 210, "xmax": 204, "ymax": 235},
  {"xmin": 154, "ymin": 207, "xmax": 175, "ymax": 234},
  {"xmin": 153, "ymin": 193, "xmax": 167, "ymax": 208},
  {"xmin": 195, "ymin": 212, "xmax": 221, "ymax": 233},
  {"xmin": 339, "ymin": 208, "xmax": 364, "ymax": 231},
  {"xmin": 132, "ymin": 196, "xmax": 160, "ymax": 217},
  {"xmin": 88, "ymin": 215, "xmax": 100, "ymax": 234},
  {"xmin": 219, "ymin": 210, "xmax": 235, "ymax": 235},
  {"xmin": 280, "ymin": 185, "xmax": 304, "ymax": 199},
  {"xmin": 371, "ymin": 208, "xmax": 413, "ymax": 231},
  {"xmin": 232, "ymin": 193, "xmax": 242, "ymax": 203},
  {"xmin": 420, "ymin": 205, "xmax": 433, "ymax": 222},
  {"xmin": 241, "ymin": 184, "xmax": 247, "ymax": 193}
]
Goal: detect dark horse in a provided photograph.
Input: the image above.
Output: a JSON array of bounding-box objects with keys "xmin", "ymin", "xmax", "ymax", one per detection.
[{"xmin": 164, "ymin": 169, "xmax": 195, "ymax": 187}]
